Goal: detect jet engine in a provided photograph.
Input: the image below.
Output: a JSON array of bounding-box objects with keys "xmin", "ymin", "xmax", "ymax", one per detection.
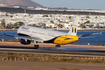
[{"xmin": 20, "ymin": 39, "xmax": 31, "ymax": 45}]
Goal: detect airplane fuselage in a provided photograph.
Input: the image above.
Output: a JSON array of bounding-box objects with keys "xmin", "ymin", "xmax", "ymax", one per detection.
[{"xmin": 17, "ymin": 26, "xmax": 79, "ymax": 45}]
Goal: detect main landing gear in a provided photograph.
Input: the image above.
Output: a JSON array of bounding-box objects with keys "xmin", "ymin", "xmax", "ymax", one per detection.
[
  {"xmin": 34, "ymin": 41, "xmax": 40, "ymax": 49},
  {"xmin": 34, "ymin": 45, "xmax": 39, "ymax": 49},
  {"xmin": 55, "ymin": 44, "xmax": 61, "ymax": 47}
]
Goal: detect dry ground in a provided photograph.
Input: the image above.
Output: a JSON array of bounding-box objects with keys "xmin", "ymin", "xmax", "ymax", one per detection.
[{"xmin": 0, "ymin": 61, "xmax": 105, "ymax": 70}]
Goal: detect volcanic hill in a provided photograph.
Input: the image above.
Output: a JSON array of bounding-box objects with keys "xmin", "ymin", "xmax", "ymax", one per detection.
[{"xmin": 0, "ymin": 0, "xmax": 44, "ymax": 8}]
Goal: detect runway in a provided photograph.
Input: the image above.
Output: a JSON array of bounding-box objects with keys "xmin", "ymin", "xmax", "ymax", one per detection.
[{"xmin": 0, "ymin": 45, "xmax": 105, "ymax": 56}]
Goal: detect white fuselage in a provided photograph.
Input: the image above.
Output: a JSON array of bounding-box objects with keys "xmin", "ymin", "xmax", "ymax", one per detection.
[
  {"xmin": 17, "ymin": 25, "xmax": 67, "ymax": 41},
  {"xmin": 17, "ymin": 25, "xmax": 79, "ymax": 45}
]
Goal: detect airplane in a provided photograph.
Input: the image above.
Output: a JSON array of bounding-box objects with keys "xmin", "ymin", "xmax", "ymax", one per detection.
[{"xmin": 4, "ymin": 16, "xmax": 102, "ymax": 49}]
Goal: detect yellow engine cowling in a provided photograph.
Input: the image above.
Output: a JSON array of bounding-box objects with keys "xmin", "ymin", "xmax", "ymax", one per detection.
[{"xmin": 54, "ymin": 35, "xmax": 79, "ymax": 45}]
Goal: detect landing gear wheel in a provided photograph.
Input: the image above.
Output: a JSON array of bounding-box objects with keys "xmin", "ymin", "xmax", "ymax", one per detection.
[
  {"xmin": 55, "ymin": 45, "xmax": 61, "ymax": 47},
  {"xmin": 34, "ymin": 45, "xmax": 39, "ymax": 49}
]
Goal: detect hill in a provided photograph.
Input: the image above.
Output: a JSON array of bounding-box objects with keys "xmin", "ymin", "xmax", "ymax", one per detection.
[{"xmin": 0, "ymin": 0, "xmax": 44, "ymax": 8}]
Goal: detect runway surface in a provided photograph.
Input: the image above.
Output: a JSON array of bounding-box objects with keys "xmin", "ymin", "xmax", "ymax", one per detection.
[{"xmin": 0, "ymin": 45, "xmax": 105, "ymax": 56}]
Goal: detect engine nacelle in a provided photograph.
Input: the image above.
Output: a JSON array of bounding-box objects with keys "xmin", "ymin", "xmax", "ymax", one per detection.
[{"xmin": 20, "ymin": 39, "xmax": 31, "ymax": 45}]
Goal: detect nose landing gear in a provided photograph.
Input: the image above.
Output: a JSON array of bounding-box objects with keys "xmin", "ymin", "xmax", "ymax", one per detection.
[
  {"xmin": 55, "ymin": 45, "xmax": 61, "ymax": 47},
  {"xmin": 34, "ymin": 45, "xmax": 39, "ymax": 49}
]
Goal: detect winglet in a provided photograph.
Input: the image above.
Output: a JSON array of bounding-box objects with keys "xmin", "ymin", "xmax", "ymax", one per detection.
[{"xmin": 100, "ymin": 32, "xmax": 102, "ymax": 35}]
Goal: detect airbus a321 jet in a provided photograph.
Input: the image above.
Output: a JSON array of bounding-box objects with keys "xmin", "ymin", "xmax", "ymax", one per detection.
[{"xmin": 4, "ymin": 16, "xmax": 102, "ymax": 49}]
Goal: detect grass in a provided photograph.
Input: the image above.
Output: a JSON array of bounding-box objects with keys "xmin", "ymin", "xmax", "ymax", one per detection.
[{"xmin": 0, "ymin": 52, "xmax": 105, "ymax": 64}]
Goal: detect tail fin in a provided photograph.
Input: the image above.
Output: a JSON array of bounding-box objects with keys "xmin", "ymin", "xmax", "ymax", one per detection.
[{"xmin": 68, "ymin": 16, "xmax": 79, "ymax": 36}]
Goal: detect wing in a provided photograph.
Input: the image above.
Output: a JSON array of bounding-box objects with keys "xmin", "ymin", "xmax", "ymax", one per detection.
[
  {"xmin": 78, "ymin": 32, "xmax": 102, "ymax": 38},
  {"xmin": 4, "ymin": 33, "xmax": 43, "ymax": 42}
]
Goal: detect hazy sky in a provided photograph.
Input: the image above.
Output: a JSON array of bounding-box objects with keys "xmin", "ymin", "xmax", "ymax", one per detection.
[{"xmin": 32, "ymin": 0, "xmax": 105, "ymax": 10}]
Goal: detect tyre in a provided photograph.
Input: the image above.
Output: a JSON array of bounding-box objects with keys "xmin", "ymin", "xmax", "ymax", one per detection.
[
  {"xmin": 55, "ymin": 45, "xmax": 61, "ymax": 47},
  {"xmin": 34, "ymin": 45, "xmax": 39, "ymax": 49}
]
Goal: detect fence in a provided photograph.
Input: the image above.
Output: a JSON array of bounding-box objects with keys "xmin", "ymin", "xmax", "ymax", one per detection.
[
  {"xmin": 73, "ymin": 40, "xmax": 105, "ymax": 46},
  {"xmin": 0, "ymin": 52, "xmax": 105, "ymax": 63}
]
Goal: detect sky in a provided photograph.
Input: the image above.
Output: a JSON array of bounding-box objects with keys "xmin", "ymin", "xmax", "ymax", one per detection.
[{"xmin": 32, "ymin": 0, "xmax": 105, "ymax": 10}]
